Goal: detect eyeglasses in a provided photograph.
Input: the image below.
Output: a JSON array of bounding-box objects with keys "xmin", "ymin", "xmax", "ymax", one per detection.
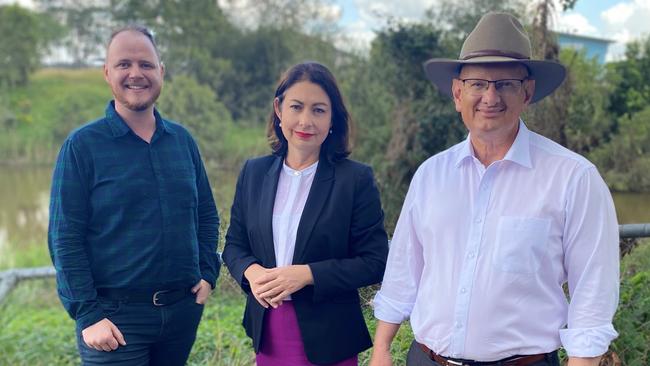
[{"xmin": 460, "ymin": 78, "xmax": 527, "ymax": 96}]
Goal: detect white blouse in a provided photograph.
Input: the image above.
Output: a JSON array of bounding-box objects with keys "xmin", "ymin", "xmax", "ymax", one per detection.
[{"xmin": 272, "ymin": 160, "xmax": 318, "ymax": 283}]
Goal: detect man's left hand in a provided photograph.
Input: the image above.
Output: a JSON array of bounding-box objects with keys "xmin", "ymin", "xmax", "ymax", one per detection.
[{"xmin": 191, "ymin": 279, "xmax": 212, "ymax": 304}]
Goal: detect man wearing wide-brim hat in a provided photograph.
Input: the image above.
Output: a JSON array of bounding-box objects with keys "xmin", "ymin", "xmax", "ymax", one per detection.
[{"xmin": 370, "ymin": 12, "xmax": 619, "ymax": 366}]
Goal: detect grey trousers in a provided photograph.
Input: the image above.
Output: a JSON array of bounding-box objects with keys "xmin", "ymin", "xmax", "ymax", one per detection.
[{"xmin": 405, "ymin": 341, "xmax": 560, "ymax": 366}]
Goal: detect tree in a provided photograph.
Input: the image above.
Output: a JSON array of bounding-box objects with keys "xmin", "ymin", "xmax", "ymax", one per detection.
[
  {"xmin": 591, "ymin": 106, "xmax": 650, "ymax": 192},
  {"xmin": 427, "ymin": 0, "xmax": 526, "ymax": 50},
  {"xmin": 0, "ymin": 5, "xmax": 60, "ymax": 87},
  {"xmin": 348, "ymin": 23, "xmax": 463, "ymax": 229},
  {"xmin": 156, "ymin": 75, "xmax": 233, "ymax": 163},
  {"xmin": 559, "ymin": 48, "xmax": 614, "ymax": 156},
  {"xmin": 219, "ymin": 0, "xmax": 340, "ymax": 35},
  {"xmin": 525, "ymin": 0, "xmax": 580, "ymax": 148},
  {"xmin": 607, "ymin": 37, "xmax": 650, "ymax": 119},
  {"xmin": 531, "ymin": 0, "xmax": 577, "ymax": 61},
  {"xmin": 35, "ymin": 0, "xmax": 110, "ymax": 66}
]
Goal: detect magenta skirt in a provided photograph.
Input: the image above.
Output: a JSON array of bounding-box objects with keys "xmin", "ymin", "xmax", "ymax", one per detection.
[{"xmin": 255, "ymin": 301, "xmax": 358, "ymax": 366}]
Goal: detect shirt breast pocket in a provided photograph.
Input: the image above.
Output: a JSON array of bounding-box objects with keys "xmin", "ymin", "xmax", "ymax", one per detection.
[{"xmin": 493, "ymin": 216, "xmax": 551, "ymax": 274}]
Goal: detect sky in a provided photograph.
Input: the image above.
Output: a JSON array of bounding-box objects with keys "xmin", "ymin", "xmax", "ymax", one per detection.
[
  {"xmin": 2, "ymin": 0, "xmax": 647, "ymax": 61},
  {"xmin": 330, "ymin": 0, "xmax": 648, "ymax": 60}
]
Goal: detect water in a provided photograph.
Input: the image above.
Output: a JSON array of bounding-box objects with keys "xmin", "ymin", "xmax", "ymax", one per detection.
[{"xmin": 1, "ymin": 165, "xmax": 649, "ymax": 269}]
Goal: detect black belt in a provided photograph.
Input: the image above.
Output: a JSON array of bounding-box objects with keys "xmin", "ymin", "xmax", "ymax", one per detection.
[{"xmin": 97, "ymin": 287, "xmax": 192, "ymax": 306}]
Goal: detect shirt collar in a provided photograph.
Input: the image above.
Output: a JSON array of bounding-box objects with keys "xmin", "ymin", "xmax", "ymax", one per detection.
[
  {"xmin": 454, "ymin": 119, "xmax": 532, "ymax": 169},
  {"xmin": 105, "ymin": 100, "xmax": 175, "ymax": 138},
  {"xmin": 502, "ymin": 120, "xmax": 532, "ymax": 168},
  {"xmin": 282, "ymin": 160, "xmax": 319, "ymax": 177}
]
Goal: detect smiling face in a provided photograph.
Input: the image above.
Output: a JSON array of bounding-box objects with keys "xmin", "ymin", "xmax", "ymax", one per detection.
[
  {"xmin": 103, "ymin": 30, "xmax": 164, "ymax": 115},
  {"xmin": 274, "ymin": 80, "xmax": 332, "ymax": 160},
  {"xmin": 452, "ymin": 63, "xmax": 535, "ymax": 143}
]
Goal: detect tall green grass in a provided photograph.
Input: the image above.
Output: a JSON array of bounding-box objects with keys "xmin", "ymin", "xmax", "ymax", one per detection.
[
  {"xmin": 1, "ymin": 68, "xmax": 110, "ymax": 164},
  {"xmin": 0, "ymin": 276, "xmax": 254, "ymax": 366}
]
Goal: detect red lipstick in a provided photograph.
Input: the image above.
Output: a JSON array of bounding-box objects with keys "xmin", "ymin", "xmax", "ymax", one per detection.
[{"xmin": 295, "ymin": 131, "xmax": 314, "ymax": 139}]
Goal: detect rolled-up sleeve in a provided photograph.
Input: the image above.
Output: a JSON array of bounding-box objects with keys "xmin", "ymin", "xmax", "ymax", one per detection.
[
  {"xmin": 48, "ymin": 137, "xmax": 104, "ymax": 330},
  {"xmin": 559, "ymin": 166, "xmax": 619, "ymax": 357}
]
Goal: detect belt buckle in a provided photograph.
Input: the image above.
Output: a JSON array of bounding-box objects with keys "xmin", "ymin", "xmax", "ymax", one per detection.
[
  {"xmin": 152, "ymin": 290, "xmax": 171, "ymax": 306},
  {"xmin": 447, "ymin": 360, "xmax": 465, "ymax": 366}
]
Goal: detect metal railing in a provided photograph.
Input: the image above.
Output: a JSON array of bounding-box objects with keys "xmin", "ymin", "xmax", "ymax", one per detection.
[
  {"xmin": 1, "ymin": 223, "xmax": 649, "ymax": 304},
  {"xmin": 619, "ymin": 223, "xmax": 650, "ymax": 239}
]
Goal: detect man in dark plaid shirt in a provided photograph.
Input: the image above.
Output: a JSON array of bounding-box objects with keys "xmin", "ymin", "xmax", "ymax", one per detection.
[{"xmin": 48, "ymin": 25, "xmax": 220, "ymax": 365}]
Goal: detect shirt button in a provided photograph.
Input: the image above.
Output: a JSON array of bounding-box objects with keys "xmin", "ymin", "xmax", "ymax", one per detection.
[
  {"xmin": 460, "ymin": 287, "xmax": 467, "ymax": 293},
  {"xmin": 455, "ymin": 322, "xmax": 462, "ymax": 328},
  {"xmin": 468, "ymin": 252, "xmax": 475, "ymax": 258},
  {"xmin": 474, "ymin": 217, "xmax": 482, "ymax": 224}
]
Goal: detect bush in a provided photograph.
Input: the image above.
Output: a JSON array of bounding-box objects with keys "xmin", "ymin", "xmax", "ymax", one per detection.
[{"xmin": 610, "ymin": 240, "xmax": 650, "ymax": 366}]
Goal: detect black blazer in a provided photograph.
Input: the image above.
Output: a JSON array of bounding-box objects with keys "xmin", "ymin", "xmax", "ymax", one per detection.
[{"xmin": 222, "ymin": 154, "xmax": 388, "ymax": 365}]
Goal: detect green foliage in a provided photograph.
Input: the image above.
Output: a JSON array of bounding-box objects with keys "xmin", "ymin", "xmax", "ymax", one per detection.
[
  {"xmin": 591, "ymin": 106, "xmax": 650, "ymax": 191},
  {"xmin": 525, "ymin": 48, "xmax": 615, "ymax": 155},
  {"xmin": 560, "ymin": 48, "xmax": 614, "ymax": 155},
  {"xmin": 0, "ymin": 279, "xmax": 79, "ymax": 365},
  {"xmin": 157, "ymin": 75, "xmax": 233, "ymax": 164},
  {"xmin": 590, "ymin": 35, "xmax": 650, "ymax": 192},
  {"xmin": 0, "ymin": 5, "xmax": 61, "ymax": 87},
  {"xmin": 353, "ymin": 22, "xmax": 464, "ymax": 229},
  {"xmin": 611, "ymin": 240, "xmax": 650, "ymax": 366},
  {"xmin": 0, "ymin": 68, "xmax": 109, "ymax": 163},
  {"xmin": 0, "ymin": 277, "xmax": 256, "ymax": 366},
  {"xmin": 426, "ymin": 0, "xmax": 526, "ymax": 49},
  {"xmin": 608, "ymin": 36, "xmax": 650, "ymax": 118}
]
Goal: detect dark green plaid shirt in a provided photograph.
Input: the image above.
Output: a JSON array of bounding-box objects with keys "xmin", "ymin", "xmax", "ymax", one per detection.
[{"xmin": 48, "ymin": 101, "xmax": 220, "ymax": 330}]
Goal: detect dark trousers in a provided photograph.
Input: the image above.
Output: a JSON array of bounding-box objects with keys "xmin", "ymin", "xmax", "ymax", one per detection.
[
  {"xmin": 76, "ymin": 295, "xmax": 204, "ymax": 366},
  {"xmin": 406, "ymin": 340, "xmax": 560, "ymax": 366}
]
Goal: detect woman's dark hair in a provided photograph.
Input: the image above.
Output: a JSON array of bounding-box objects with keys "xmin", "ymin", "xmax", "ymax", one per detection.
[{"xmin": 267, "ymin": 62, "xmax": 351, "ymax": 162}]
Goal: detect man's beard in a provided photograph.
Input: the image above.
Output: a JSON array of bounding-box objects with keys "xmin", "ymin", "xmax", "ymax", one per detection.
[{"xmin": 113, "ymin": 85, "xmax": 161, "ymax": 112}]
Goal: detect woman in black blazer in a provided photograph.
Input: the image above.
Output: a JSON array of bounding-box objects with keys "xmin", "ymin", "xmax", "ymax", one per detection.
[{"xmin": 222, "ymin": 62, "xmax": 388, "ymax": 365}]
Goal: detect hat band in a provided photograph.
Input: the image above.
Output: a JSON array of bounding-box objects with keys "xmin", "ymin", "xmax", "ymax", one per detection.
[{"xmin": 461, "ymin": 49, "xmax": 530, "ymax": 60}]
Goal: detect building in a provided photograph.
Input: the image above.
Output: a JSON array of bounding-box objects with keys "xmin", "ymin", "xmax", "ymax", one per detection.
[{"xmin": 556, "ymin": 31, "xmax": 614, "ymax": 64}]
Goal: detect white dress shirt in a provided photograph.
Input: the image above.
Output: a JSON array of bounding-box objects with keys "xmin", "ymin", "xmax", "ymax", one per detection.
[
  {"xmin": 272, "ymin": 160, "xmax": 318, "ymax": 299},
  {"xmin": 374, "ymin": 121, "xmax": 619, "ymax": 361}
]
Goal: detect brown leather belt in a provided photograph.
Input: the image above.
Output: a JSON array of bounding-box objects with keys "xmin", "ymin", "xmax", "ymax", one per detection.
[{"xmin": 417, "ymin": 343, "xmax": 549, "ymax": 366}]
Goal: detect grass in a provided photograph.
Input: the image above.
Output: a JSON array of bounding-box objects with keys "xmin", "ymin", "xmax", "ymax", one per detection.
[
  {"xmin": 0, "ymin": 274, "xmax": 415, "ymax": 366},
  {"xmin": 0, "ymin": 276, "xmax": 254, "ymax": 366},
  {"xmin": 1, "ymin": 68, "xmax": 110, "ymax": 164},
  {"xmin": 0, "ymin": 241, "xmax": 51, "ymax": 270}
]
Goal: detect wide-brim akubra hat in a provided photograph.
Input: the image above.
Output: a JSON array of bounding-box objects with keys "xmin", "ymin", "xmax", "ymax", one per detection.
[{"xmin": 423, "ymin": 12, "xmax": 566, "ymax": 103}]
